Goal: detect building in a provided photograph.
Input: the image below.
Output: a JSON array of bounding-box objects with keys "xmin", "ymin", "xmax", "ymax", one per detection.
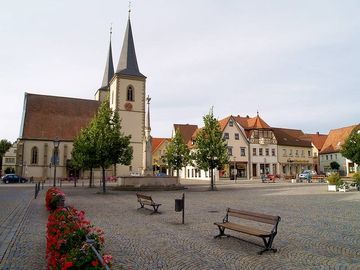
[
  {"xmin": 302, "ymin": 132, "xmax": 328, "ymax": 174},
  {"xmin": 2, "ymin": 141, "xmax": 17, "ymax": 175},
  {"xmin": 152, "ymin": 138, "xmax": 170, "ymax": 174},
  {"xmin": 15, "ymin": 14, "xmax": 148, "ymax": 180},
  {"xmin": 218, "ymin": 116, "xmax": 250, "ymax": 179},
  {"xmin": 272, "ymin": 128, "xmax": 313, "ymax": 177},
  {"xmin": 319, "ymin": 124, "xmax": 359, "ymax": 176},
  {"xmin": 233, "ymin": 114, "xmax": 277, "ymax": 179}
]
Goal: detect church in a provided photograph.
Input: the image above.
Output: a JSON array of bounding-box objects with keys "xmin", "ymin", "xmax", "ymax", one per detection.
[{"xmin": 15, "ymin": 14, "xmax": 150, "ymax": 181}]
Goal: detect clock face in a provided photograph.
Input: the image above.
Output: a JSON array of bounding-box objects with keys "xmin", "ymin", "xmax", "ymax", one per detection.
[{"xmin": 124, "ymin": 102, "xmax": 133, "ymax": 111}]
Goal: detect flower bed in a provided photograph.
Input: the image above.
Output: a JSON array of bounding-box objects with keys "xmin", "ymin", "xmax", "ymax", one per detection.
[
  {"xmin": 46, "ymin": 188, "xmax": 112, "ymax": 269},
  {"xmin": 46, "ymin": 187, "xmax": 65, "ymax": 211}
]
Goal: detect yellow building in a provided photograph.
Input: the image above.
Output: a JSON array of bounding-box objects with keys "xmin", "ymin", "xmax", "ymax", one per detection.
[{"xmin": 152, "ymin": 138, "xmax": 171, "ymax": 174}]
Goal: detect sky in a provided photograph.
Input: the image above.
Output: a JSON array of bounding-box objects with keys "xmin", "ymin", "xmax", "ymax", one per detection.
[{"xmin": 1, "ymin": 0, "xmax": 359, "ymax": 142}]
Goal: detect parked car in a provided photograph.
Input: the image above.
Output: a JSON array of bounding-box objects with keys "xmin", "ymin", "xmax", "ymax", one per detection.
[
  {"xmin": 1, "ymin": 174, "xmax": 28, "ymax": 184},
  {"xmin": 298, "ymin": 170, "xmax": 317, "ymax": 180}
]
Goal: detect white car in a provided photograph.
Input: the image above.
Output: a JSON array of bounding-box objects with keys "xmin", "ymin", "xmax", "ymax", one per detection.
[{"xmin": 298, "ymin": 170, "xmax": 317, "ymax": 179}]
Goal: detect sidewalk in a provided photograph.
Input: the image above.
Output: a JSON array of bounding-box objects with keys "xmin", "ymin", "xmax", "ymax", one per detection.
[{"xmin": 0, "ymin": 188, "xmax": 47, "ymax": 270}]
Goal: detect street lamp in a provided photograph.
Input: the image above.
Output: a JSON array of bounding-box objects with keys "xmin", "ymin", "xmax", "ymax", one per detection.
[
  {"xmin": 53, "ymin": 138, "xmax": 60, "ymax": 187},
  {"xmin": 233, "ymin": 156, "xmax": 237, "ymax": 182}
]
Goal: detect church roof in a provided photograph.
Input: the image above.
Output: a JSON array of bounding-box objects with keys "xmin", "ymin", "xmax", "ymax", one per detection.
[
  {"xmin": 320, "ymin": 124, "xmax": 359, "ymax": 154},
  {"xmin": 116, "ymin": 19, "xmax": 145, "ymax": 78},
  {"xmin": 20, "ymin": 93, "xmax": 100, "ymax": 141},
  {"xmin": 100, "ymin": 40, "xmax": 114, "ymax": 89}
]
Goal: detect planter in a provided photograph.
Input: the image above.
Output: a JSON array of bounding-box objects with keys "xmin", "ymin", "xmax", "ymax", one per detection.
[{"xmin": 327, "ymin": 184, "xmax": 337, "ymax": 192}]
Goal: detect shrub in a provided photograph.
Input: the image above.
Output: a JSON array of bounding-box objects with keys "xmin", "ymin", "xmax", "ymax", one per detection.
[
  {"xmin": 45, "ymin": 188, "xmax": 65, "ymax": 211},
  {"xmin": 353, "ymin": 172, "xmax": 360, "ymax": 185},
  {"xmin": 326, "ymin": 173, "xmax": 343, "ymax": 186}
]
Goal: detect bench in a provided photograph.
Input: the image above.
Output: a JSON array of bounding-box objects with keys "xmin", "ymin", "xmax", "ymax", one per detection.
[
  {"xmin": 214, "ymin": 208, "xmax": 281, "ymax": 254},
  {"xmin": 136, "ymin": 193, "xmax": 161, "ymax": 214}
]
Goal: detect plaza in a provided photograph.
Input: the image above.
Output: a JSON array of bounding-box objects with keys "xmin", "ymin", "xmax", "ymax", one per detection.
[{"xmin": 0, "ymin": 180, "xmax": 359, "ymax": 269}]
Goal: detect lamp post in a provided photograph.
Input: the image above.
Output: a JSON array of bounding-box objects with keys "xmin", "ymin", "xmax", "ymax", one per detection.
[
  {"xmin": 53, "ymin": 138, "xmax": 60, "ymax": 187},
  {"xmin": 233, "ymin": 156, "xmax": 237, "ymax": 182}
]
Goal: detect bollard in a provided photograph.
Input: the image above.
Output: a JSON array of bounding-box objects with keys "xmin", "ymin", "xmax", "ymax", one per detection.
[{"xmin": 175, "ymin": 193, "xmax": 185, "ymax": 224}]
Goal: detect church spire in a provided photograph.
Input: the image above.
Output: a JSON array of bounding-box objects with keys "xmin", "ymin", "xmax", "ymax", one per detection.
[
  {"xmin": 116, "ymin": 17, "xmax": 145, "ymax": 77},
  {"xmin": 100, "ymin": 26, "xmax": 114, "ymax": 89}
]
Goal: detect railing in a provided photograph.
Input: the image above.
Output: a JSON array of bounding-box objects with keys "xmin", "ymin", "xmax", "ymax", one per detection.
[{"xmin": 86, "ymin": 238, "xmax": 111, "ymax": 270}]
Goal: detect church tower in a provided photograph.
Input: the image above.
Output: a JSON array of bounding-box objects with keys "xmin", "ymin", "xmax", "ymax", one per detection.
[
  {"xmin": 109, "ymin": 14, "xmax": 147, "ymax": 175},
  {"xmin": 95, "ymin": 29, "xmax": 114, "ymax": 102}
]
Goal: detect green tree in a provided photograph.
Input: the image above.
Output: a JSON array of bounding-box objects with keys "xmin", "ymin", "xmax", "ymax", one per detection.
[
  {"xmin": 0, "ymin": 139, "xmax": 12, "ymax": 176},
  {"xmin": 330, "ymin": 161, "xmax": 340, "ymax": 171},
  {"xmin": 163, "ymin": 129, "xmax": 191, "ymax": 181},
  {"xmin": 91, "ymin": 100, "xmax": 133, "ymax": 193},
  {"xmin": 341, "ymin": 128, "xmax": 360, "ymax": 166},
  {"xmin": 193, "ymin": 108, "xmax": 229, "ymax": 190},
  {"xmin": 71, "ymin": 121, "xmax": 99, "ymax": 188}
]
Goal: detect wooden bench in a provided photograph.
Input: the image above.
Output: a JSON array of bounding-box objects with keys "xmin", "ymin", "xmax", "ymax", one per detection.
[
  {"xmin": 136, "ymin": 193, "xmax": 161, "ymax": 214},
  {"xmin": 214, "ymin": 208, "xmax": 281, "ymax": 254}
]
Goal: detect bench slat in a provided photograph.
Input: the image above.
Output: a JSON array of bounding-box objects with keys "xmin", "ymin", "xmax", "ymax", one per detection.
[
  {"xmin": 228, "ymin": 209, "xmax": 279, "ymax": 225},
  {"xmin": 215, "ymin": 222, "xmax": 271, "ymax": 237}
]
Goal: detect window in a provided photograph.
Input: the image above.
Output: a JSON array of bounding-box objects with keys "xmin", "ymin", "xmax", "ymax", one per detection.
[
  {"xmin": 5, "ymin": 157, "xmax": 15, "ymax": 163},
  {"xmin": 283, "ymin": 149, "xmax": 286, "ymax": 156},
  {"xmin": 259, "ymin": 148, "xmax": 263, "ymax": 156},
  {"xmin": 253, "ymin": 148, "xmax": 257, "ymax": 156},
  {"xmin": 295, "ymin": 150, "xmax": 299, "ymax": 157},
  {"xmin": 335, "ymin": 154, "xmax": 337, "ymax": 159},
  {"xmin": 234, "ymin": 133, "xmax": 239, "ymax": 140},
  {"xmin": 272, "ymin": 149, "xmax": 276, "ymax": 156},
  {"xmin": 240, "ymin": 147, "xmax": 246, "ymax": 156},
  {"xmin": 289, "ymin": 149, "xmax": 293, "ymax": 156},
  {"xmin": 330, "ymin": 154, "xmax": 332, "ymax": 160},
  {"xmin": 265, "ymin": 148, "xmax": 269, "ymax": 156},
  {"xmin": 228, "ymin": 146, "xmax": 233, "ymax": 156},
  {"xmin": 31, "ymin": 147, "xmax": 38, "ymax": 164},
  {"xmin": 229, "ymin": 120, "xmax": 234, "ymax": 127},
  {"xmin": 326, "ymin": 155, "xmax": 328, "ymax": 160},
  {"xmin": 308, "ymin": 151, "xmax": 311, "ymax": 157},
  {"xmin": 223, "ymin": 133, "xmax": 229, "ymax": 139},
  {"xmin": 127, "ymin": 86, "xmax": 134, "ymax": 101}
]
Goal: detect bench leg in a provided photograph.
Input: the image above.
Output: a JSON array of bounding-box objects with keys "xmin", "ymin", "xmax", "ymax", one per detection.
[
  {"xmin": 258, "ymin": 235, "xmax": 277, "ymax": 255},
  {"xmin": 137, "ymin": 202, "xmax": 145, "ymax": 209},
  {"xmin": 214, "ymin": 226, "xmax": 230, "ymax": 238},
  {"xmin": 151, "ymin": 205, "xmax": 160, "ymax": 214}
]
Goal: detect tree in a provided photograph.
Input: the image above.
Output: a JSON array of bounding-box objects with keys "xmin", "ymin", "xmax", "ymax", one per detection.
[
  {"xmin": 0, "ymin": 139, "xmax": 12, "ymax": 176},
  {"xmin": 91, "ymin": 100, "xmax": 133, "ymax": 193},
  {"xmin": 330, "ymin": 161, "xmax": 340, "ymax": 171},
  {"xmin": 193, "ymin": 108, "xmax": 229, "ymax": 190},
  {"xmin": 71, "ymin": 120, "xmax": 99, "ymax": 188},
  {"xmin": 163, "ymin": 129, "xmax": 191, "ymax": 181},
  {"xmin": 341, "ymin": 128, "xmax": 360, "ymax": 165}
]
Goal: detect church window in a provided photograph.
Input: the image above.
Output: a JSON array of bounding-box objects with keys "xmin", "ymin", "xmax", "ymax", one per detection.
[
  {"xmin": 31, "ymin": 147, "xmax": 38, "ymax": 164},
  {"xmin": 127, "ymin": 86, "xmax": 134, "ymax": 101}
]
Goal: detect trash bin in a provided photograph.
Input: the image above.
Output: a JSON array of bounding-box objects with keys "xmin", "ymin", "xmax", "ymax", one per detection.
[{"xmin": 175, "ymin": 199, "xmax": 184, "ymax": 212}]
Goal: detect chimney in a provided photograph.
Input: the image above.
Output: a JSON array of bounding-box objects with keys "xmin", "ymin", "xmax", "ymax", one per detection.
[{"xmin": 316, "ymin": 132, "xmax": 319, "ymax": 135}]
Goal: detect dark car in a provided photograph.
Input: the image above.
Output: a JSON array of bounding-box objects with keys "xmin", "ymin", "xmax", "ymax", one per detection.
[{"xmin": 1, "ymin": 174, "xmax": 28, "ymax": 184}]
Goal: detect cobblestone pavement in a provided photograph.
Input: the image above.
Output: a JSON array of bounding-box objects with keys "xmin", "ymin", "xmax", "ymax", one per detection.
[
  {"xmin": 0, "ymin": 184, "xmax": 47, "ymax": 270},
  {"xmin": 1, "ymin": 182, "xmax": 359, "ymax": 270},
  {"xmin": 62, "ymin": 182, "xmax": 360, "ymax": 270}
]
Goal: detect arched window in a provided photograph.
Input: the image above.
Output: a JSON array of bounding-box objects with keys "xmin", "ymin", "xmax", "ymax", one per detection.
[
  {"xmin": 127, "ymin": 86, "xmax": 134, "ymax": 101},
  {"xmin": 31, "ymin": 147, "xmax": 38, "ymax": 164}
]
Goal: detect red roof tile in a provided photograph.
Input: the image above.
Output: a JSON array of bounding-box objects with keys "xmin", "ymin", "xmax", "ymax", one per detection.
[
  {"xmin": 152, "ymin": 137, "xmax": 170, "ymax": 153},
  {"xmin": 302, "ymin": 133, "xmax": 328, "ymax": 150},
  {"xmin": 320, "ymin": 124, "xmax": 359, "ymax": 154},
  {"xmin": 21, "ymin": 93, "xmax": 100, "ymax": 141},
  {"xmin": 173, "ymin": 124, "xmax": 198, "ymax": 144}
]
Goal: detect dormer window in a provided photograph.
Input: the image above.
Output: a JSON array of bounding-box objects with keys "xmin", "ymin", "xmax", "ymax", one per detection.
[
  {"xmin": 229, "ymin": 120, "xmax": 234, "ymax": 127},
  {"xmin": 127, "ymin": 86, "xmax": 134, "ymax": 101}
]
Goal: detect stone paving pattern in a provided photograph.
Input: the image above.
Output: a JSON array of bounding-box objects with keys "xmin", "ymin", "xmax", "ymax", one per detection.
[
  {"xmin": 1, "ymin": 181, "xmax": 359, "ymax": 269},
  {"xmin": 0, "ymin": 186, "xmax": 47, "ymax": 270}
]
